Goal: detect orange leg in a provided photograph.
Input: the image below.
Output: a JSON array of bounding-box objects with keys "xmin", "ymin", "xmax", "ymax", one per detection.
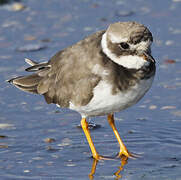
[
  {"xmin": 81, "ymin": 118, "xmax": 101, "ymax": 160},
  {"xmin": 107, "ymin": 114, "xmax": 133, "ymax": 158}
]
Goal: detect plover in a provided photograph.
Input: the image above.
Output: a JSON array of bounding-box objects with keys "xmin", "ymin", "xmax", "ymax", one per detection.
[{"xmin": 8, "ymin": 21, "xmax": 156, "ymax": 160}]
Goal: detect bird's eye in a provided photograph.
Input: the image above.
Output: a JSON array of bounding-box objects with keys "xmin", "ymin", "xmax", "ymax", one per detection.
[{"xmin": 119, "ymin": 42, "xmax": 129, "ymax": 49}]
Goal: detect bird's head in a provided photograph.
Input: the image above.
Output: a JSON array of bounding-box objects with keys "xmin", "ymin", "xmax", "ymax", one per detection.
[{"xmin": 101, "ymin": 21, "xmax": 155, "ymax": 69}]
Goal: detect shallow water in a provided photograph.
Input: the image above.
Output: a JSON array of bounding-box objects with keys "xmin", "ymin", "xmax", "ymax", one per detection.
[{"xmin": 0, "ymin": 0, "xmax": 181, "ymax": 179}]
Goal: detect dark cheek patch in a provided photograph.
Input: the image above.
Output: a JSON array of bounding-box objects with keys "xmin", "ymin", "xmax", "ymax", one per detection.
[
  {"xmin": 107, "ymin": 39, "xmax": 136, "ymax": 57},
  {"xmin": 107, "ymin": 39, "xmax": 122, "ymax": 57}
]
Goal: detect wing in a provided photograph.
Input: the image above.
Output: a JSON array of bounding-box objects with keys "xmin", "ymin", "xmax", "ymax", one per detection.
[
  {"xmin": 8, "ymin": 58, "xmax": 50, "ymax": 94},
  {"xmin": 8, "ymin": 31, "xmax": 105, "ymax": 107},
  {"xmin": 39, "ymin": 31, "xmax": 105, "ymax": 107}
]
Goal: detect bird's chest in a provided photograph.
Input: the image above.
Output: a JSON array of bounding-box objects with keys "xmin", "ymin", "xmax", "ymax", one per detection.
[{"xmin": 70, "ymin": 77, "xmax": 154, "ymax": 117}]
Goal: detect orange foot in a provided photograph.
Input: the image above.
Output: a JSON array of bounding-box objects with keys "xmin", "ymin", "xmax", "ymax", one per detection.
[
  {"xmin": 116, "ymin": 150, "xmax": 141, "ymax": 159},
  {"xmin": 92, "ymin": 154, "xmax": 117, "ymax": 161}
]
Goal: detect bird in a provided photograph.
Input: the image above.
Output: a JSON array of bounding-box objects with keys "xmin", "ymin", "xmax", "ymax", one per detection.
[{"xmin": 8, "ymin": 21, "xmax": 156, "ymax": 160}]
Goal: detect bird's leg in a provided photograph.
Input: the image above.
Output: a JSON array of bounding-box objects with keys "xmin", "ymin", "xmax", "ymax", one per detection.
[
  {"xmin": 81, "ymin": 118, "xmax": 101, "ymax": 160},
  {"xmin": 107, "ymin": 114, "xmax": 133, "ymax": 158}
]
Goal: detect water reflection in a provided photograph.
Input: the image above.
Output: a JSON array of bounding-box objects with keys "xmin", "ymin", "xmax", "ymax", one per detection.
[{"xmin": 89, "ymin": 156, "xmax": 128, "ymax": 179}]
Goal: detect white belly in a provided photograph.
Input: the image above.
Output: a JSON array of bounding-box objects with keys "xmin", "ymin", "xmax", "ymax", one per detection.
[{"xmin": 69, "ymin": 77, "xmax": 154, "ymax": 118}]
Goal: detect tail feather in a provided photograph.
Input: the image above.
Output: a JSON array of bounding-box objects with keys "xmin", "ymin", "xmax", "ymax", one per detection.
[
  {"xmin": 9, "ymin": 74, "xmax": 42, "ymax": 87},
  {"xmin": 7, "ymin": 58, "xmax": 50, "ymax": 94},
  {"xmin": 25, "ymin": 58, "xmax": 38, "ymax": 66},
  {"xmin": 11, "ymin": 83, "xmax": 38, "ymax": 94},
  {"xmin": 25, "ymin": 62, "xmax": 50, "ymax": 72},
  {"xmin": 8, "ymin": 74, "xmax": 42, "ymax": 94}
]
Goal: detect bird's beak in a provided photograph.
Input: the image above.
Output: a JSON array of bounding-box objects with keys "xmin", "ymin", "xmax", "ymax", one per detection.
[{"xmin": 141, "ymin": 52, "xmax": 155, "ymax": 64}]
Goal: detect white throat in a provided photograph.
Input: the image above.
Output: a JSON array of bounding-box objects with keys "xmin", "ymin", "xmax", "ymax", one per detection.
[{"xmin": 101, "ymin": 33, "xmax": 149, "ymax": 69}]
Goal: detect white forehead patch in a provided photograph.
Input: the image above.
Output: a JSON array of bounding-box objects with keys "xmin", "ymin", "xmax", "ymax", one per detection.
[{"xmin": 101, "ymin": 33, "xmax": 150, "ymax": 69}]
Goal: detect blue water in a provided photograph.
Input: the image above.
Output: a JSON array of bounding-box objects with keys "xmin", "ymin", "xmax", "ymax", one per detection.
[{"xmin": 0, "ymin": 0, "xmax": 181, "ymax": 179}]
